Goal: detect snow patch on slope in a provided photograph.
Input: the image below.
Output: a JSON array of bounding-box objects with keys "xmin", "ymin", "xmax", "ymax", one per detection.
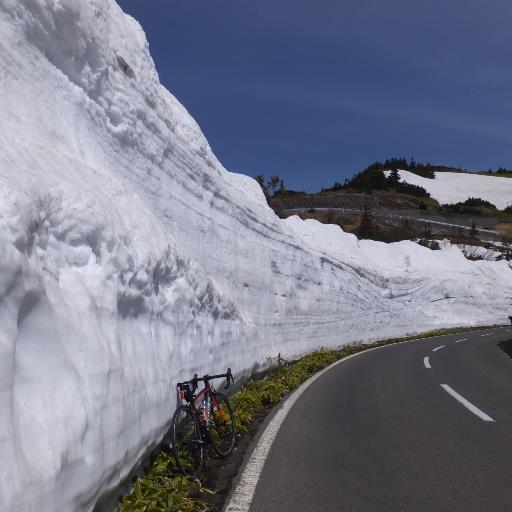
[
  {"xmin": 391, "ymin": 170, "xmax": 512, "ymax": 209},
  {"xmin": 1, "ymin": 2, "xmax": 511, "ymax": 512}
]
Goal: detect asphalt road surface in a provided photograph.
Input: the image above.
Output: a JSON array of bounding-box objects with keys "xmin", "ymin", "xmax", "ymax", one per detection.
[{"xmin": 249, "ymin": 327, "xmax": 512, "ymax": 512}]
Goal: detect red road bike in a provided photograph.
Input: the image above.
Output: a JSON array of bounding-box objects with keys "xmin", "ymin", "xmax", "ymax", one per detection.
[{"xmin": 171, "ymin": 368, "xmax": 236, "ymax": 477}]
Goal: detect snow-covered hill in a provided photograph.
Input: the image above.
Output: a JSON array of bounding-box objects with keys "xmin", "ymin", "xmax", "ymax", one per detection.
[
  {"xmin": 394, "ymin": 169, "xmax": 512, "ymax": 209},
  {"xmin": 1, "ymin": 2, "xmax": 511, "ymax": 512}
]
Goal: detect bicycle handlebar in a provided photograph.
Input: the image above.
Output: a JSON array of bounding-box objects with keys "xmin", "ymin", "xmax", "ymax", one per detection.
[{"xmin": 177, "ymin": 368, "xmax": 234, "ymax": 391}]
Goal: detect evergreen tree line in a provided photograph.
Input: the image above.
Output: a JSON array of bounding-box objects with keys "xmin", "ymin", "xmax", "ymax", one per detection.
[
  {"xmin": 322, "ymin": 157, "xmax": 439, "ymax": 196},
  {"xmin": 255, "ymin": 174, "xmax": 285, "ymax": 197},
  {"xmin": 380, "ymin": 157, "xmax": 436, "ymax": 179},
  {"xmin": 329, "ymin": 165, "xmax": 430, "ymax": 197},
  {"xmin": 486, "ymin": 167, "xmax": 512, "ymax": 175},
  {"xmin": 443, "ymin": 197, "xmax": 497, "ymax": 214}
]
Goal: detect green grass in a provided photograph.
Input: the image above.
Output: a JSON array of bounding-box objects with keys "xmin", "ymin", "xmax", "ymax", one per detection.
[
  {"xmin": 117, "ymin": 452, "xmax": 210, "ymax": 512},
  {"xmin": 116, "ymin": 324, "xmax": 496, "ymax": 511},
  {"xmin": 480, "ymin": 172, "xmax": 512, "ymax": 178}
]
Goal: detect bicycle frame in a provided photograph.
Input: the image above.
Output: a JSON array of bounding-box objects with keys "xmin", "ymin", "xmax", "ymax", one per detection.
[
  {"xmin": 192, "ymin": 384, "xmax": 227, "ymax": 423},
  {"xmin": 177, "ymin": 369, "xmax": 233, "ymax": 428},
  {"xmin": 172, "ymin": 369, "xmax": 236, "ymax": 476}
]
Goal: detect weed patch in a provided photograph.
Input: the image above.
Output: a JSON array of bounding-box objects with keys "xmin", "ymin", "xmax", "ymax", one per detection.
[{"xmin": 117, "ymin": 452, "xmax": 209, "ymax": 512}]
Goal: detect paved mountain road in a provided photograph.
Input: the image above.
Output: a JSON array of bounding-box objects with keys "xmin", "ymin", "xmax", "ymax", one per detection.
[{"xmin": 235, "ymin": 327, "xmax": 512, "ymax": 512}]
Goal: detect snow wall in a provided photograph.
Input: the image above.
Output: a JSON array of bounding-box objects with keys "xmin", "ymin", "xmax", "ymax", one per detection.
[{"xmin": 1, "ymin": 1, "xmax": 511, "ymax": 511}]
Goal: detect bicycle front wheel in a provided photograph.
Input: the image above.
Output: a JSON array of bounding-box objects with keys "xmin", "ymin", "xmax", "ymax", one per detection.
[
  {"xmin": 209, "ymin": 392, "xmax": 236, "ymax": 457},
  {"xmin": 170, "ymin": 405, "xmax": 203, "ymax": 478}
]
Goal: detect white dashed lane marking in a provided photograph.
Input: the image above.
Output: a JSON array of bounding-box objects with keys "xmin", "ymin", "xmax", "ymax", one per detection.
[{"xmin": 440, "ymin": 384, "xmax": 495, "ymax": 422}]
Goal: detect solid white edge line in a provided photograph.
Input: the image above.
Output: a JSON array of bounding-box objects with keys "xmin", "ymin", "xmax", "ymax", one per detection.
[
  {"xmin": 224, "ymin": 350, "xmax": 365, "ymax": 511},
  {"xmin": 224, "ymin": 328, "xmax": 505, "ymax": 512},
  {"xmin": 432, "ymin": 345, "xmax": 445, "ymax": 352},
  {"xmin": 440, "ymin": 384, "xmax": 495, "ymax": 422},
  {"xmin": 423, "ymin": 356, "xmax": 431, "ymax": 369},
  {"xmin": 224, "ymin": 340, "xmax": 413, "ymax": 512}
]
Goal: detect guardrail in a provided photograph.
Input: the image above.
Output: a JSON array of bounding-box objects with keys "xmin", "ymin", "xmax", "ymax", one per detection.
[{"xmin": 284, "ymin": 207, "xmax": 501, "ymax": 242}]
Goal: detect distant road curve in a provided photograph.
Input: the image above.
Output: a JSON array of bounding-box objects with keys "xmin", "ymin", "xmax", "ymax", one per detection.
[
  {"xmin": 226, "ymin": 326, "xmax": 512, "ymax": 512},
  {"xmin": 285, "ymin": 207, "xmax": 499, "ymax": 233}
]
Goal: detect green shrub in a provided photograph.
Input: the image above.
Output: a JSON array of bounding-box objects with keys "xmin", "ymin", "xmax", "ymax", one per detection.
[
  {"xmin": 230, "ymin": 347, "xmax": 360, "ymax": 433},
  {"xmin": 117, "ymin": 453, "xmax": 208, "ymax": 512},
  {"xmin": 443, "ymin": 197, "xmax": 497, "ymax": 215}
]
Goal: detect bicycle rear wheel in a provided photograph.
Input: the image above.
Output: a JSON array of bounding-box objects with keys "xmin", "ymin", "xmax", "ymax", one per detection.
[
  {"xmin": 209, "ymin": 392, "xmax": 236, "ymax": 457},
  {"xmin": 170, "ymin": 405, "xmax": 203, "ymax": 478}
]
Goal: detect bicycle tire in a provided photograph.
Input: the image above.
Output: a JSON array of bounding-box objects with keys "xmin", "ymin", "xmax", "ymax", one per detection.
[
  {"xmin": 170, "ymin": 405, "xmax": 203, "ymax": 478},
  {"xmin": 208, "ymin": 392, "xmax": 236, "ymax": 457}
]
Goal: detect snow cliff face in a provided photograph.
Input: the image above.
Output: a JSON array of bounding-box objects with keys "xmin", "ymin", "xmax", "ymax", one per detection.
[
  {"xmin": 1, "ymin": 1, "xmax": 512, "ymax": 511},
  {"xmin": 393, "ymin": 169, "xmax": 512, "ymax": 209}
]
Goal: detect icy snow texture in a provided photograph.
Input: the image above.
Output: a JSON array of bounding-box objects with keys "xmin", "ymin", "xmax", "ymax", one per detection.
[
  {"xmin": 0, "ymin": 1, "xmax": 512, "ymax": 511},
  {"xmin": 391, "ymin": 169, "xmax": 512, "ymax": 210},
  {"xmin": 436, "ymin": 240, "xmax": 503, "ymax": 261}
]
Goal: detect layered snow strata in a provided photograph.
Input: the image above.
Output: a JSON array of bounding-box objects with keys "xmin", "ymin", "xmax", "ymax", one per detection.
[{"xmin": 1, "ymin": 1, "xmax": 512, "ymax": 512}]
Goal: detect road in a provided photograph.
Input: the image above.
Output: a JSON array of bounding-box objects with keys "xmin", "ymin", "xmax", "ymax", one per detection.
[
  {"xmin": 284, "ymin": 207, "xmax": 500, "ymax": 242},
  {"xmin": 241, "ymin": 327, "xmax": 512, "ymax": 511}
]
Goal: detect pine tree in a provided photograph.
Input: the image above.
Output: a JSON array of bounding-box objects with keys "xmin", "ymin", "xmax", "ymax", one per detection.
[
  {"xmin": 387, "ymin": 168, "xmax": 400, "ymax": 188},
  {"xmin": 402, "ymin": 218, "xmax": 411, "ymax": 231},
  {"xmin": 269, "ymin": 175, "xmax": 281, "ymax": 196},
  {"xmin": 356, "ymin": 204, "xmax": 379, "ymax": 240},
  {"xmin": 469, "ymin": 221, "xmax": 478, "ymax": 239}
]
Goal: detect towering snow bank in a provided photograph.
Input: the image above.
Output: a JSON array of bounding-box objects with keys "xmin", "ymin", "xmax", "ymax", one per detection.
[
  {"xmin": 1, "ymin": 1, "xmax": 511, "ymax": 511},
  {"xmin": 393, "ymin": 170, "xmax": 512, "ymax": 209}
]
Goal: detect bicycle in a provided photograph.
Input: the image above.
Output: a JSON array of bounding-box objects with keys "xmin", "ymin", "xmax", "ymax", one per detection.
[{"xmin": 170, "ymin": 368, "xmax": 236, "ymax": 478}]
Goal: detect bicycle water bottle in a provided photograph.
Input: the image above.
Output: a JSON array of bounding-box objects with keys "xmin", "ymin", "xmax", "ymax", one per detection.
[
  {"xmin": 203, "ymin": 395, "xmax": 211, "ymax": 423},
  {"xmin": 196, "ymin": 405, "xmax": 206, "ymax": 423},
  {"xmin": 196, "ymin": 395, "xmax": 209, "ymax": 424}
]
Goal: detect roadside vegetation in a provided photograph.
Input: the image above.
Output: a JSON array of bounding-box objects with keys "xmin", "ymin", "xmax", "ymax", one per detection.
[
  {"xmin": 116, "ymin": 326, "xmax": 497, "ymax": 512},
  {"xmin": 261, "ymin": 157, "xmax": 512, "ymax": 250},
  {"xmin": 285, "ymin": 206, "xmax": 511, "ymax": 254},
  {"xmin": 118, "ymin": 456, "xmax": 209, "ymax": 512},
  {"xmin": 442, "ymin": 197, "xmax": 498, "ymax": 216},
  {"xmin": 480, "ymin": 167, "xmax": 512, "ymax": 178}
]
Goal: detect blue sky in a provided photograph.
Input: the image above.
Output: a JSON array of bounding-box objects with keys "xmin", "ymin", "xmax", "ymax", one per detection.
[{"xmin": 117, "ymin": 0, "xmax": 512, "ymax": 192}]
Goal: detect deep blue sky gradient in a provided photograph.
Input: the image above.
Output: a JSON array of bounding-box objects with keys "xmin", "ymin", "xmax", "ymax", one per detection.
[{"xmin": 117, "ymin": 0, "xmax": 512, "ymax": 192}]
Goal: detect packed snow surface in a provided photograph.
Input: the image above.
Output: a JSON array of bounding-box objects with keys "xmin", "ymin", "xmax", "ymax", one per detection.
[
  {"xmin": 1, "ymin": 1, "xmax": 512, "ymax": 511},
  {"xmin": 393, "ymin": 169, "xmax": 512, "ymax": 209},
  {"xmin": 435, "ymin": 240, "xmax": 503, "ymax": 261}
]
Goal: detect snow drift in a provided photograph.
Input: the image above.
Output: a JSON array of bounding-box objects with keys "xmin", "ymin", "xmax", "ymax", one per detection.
[
  {"xmin": 1, "ymin": 1, "xmax": 511, "ymax": 511},
  {"xmin": 393, "ymin": 169, "xmax": 512, "ymax": 209}
]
